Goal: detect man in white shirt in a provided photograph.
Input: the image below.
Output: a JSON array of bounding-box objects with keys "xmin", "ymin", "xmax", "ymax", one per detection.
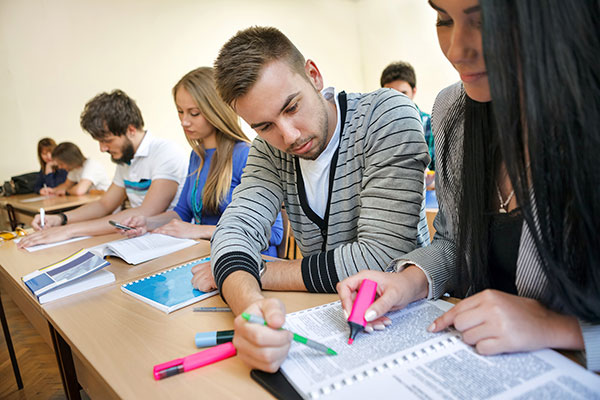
[
  {"xmin": 66, "ymin": 158, "xmax": 110, "ymax": 192},
  {"xmin": 18, "ymin": 90, "xmax": 187, "ymax": 248}
]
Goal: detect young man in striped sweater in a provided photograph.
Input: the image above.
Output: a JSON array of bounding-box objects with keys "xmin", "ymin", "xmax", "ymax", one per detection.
[{"xmin": 191, "ymin": 26, "xmax": 430, "ymax": 372}]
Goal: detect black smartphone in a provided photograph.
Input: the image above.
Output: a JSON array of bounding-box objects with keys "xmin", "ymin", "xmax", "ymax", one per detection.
[
  {"xmin": 250, "ymin": 369, "xmax": 302, "ymax": 400},
  {"xmin": 109, "ymin": 220, "xmax": 133, "ymax": 231}
]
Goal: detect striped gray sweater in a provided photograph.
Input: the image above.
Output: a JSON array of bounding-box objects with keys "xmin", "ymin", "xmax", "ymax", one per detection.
[{"xmin": 211, "ymin": 89, "xmax": 430, "ymax": 294}]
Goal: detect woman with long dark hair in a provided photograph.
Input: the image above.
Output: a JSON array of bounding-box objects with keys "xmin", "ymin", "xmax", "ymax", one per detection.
[
  {"xmin": 338, "ymin": 0, "xmax": 600, "ymax": 371},
  {"xmin": 33, "ymin": 137, "xmax": 67, "ymax": 194}
]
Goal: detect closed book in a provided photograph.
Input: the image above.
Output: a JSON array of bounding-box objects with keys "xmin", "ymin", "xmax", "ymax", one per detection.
[
  {"xmin": 22, "ymin": 249, "xmax": 114, "ymax": 303},
  {"xmin": 38, "ymin": 269, "xmax": 115, "ymax": 304},
  {"xmin": 120, "ymin": 257, "xmax": 216, "ymax": 313}
]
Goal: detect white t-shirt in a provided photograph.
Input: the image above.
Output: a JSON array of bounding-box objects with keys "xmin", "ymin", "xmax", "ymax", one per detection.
[
  {"xmin": 298, "ymin": 87, "xmax": 341, "ymax": 219},
  {"xmin": 112, "ymin": 131, "xmax": 187, "ymax": 209},
  {"xmin": 67, "ymin": 158, "xmax": 110, "ymax": 191}
]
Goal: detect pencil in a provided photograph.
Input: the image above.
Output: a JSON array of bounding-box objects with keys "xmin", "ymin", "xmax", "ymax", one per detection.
[{"xmin": 193, "ymin": 307, "xmax": 232, "ymax": 312}]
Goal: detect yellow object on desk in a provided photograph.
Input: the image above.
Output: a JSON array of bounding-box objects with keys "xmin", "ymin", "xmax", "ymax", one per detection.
[{"xmin": 0, "ymin": 227, "xmax": 27, "ymax": 241}]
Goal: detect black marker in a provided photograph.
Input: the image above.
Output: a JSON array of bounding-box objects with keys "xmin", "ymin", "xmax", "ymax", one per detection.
[{"xmin": 109, "ymin": 220, "xmax": 133, "ymax": 231}]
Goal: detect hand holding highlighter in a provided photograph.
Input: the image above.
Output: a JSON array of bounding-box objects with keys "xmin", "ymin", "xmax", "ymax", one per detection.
[{"xmin": 347, "ymin": 279, "xmax": 378, "ymax": 344}]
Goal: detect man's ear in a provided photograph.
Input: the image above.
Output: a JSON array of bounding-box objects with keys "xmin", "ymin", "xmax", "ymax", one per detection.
[
  {"xmin": 412, "ymin": 87, "xmax": 417, "ymax": 99},
  {"xmin": 126, "ymin": 125, "xmax": 137, "ymax": 139},
  {"xmin": 305, "ymin": 59, "xmax": 324, "ymax": 91}
]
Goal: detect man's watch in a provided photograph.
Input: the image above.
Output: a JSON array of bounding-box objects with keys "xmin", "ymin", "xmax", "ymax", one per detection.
[{"xmin": 59, "ymin": 212, "xmax": 68, "ymax": 225}]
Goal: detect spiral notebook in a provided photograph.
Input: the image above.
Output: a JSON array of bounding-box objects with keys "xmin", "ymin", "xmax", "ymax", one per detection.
[
  {"xmin": 120, "ymin": 257, "xmax": 216, "ymax": 313},
  {"xmin": 272, "ymin": 300, "xmax": 600, "ymax": 400}
]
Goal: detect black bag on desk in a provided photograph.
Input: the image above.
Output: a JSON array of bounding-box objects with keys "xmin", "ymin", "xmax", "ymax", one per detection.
[{"xmin": 10, "ymin": 172, "xmax": 38, "ymax": 194}]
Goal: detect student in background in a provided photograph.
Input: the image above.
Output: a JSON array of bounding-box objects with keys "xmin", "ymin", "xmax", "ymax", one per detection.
[
  {"xmin": 339, "ymin": 0, "xmax": 599, "ymax": 372},
  {"xmin": 122, "ymin": 67, "xmax": 283, "ymax": 256},
  {"xmin": 18, "ymin": 90, "xmax": 187, "ymax": 248},
  {"xmin": 34, "ymin": 138, "xmax": 67, "ymax": 194},
  {"xmin": 193, "ymin": 26, "xmax": 430, "ymax": 372},
  {"xmin": 381, "ymin": 61, "xmax": 435, "ymax": 188},
  {"xmin": 40, "ymin": 142, "xmax": 110, "ymax": 196}
]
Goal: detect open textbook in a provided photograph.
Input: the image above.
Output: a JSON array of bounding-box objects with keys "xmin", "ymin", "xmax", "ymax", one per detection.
[
  {"xmin": 87, "ymin": 233, "xmax": 197, "ymax": 265},
  {"xmin": 279, "ymin": 300, "xmax": 600, "ymax": 400}
]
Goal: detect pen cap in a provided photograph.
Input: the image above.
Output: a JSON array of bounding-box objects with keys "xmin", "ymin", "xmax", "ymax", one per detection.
[{"xmin": 347, "ymin": 279, "xmax": 377, "ymax": 327}]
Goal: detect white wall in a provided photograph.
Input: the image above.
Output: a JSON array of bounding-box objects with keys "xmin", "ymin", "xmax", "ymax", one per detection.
[
  {"xmin": 356, "ymin": 0, "xmax": 457, "ymax": 112},
  {"xmin": 0, "ymin": 0, "xmax": 458, "ymax": 183}
]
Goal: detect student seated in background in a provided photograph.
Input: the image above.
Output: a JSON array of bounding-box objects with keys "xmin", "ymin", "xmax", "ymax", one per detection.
[
  {"xmin": 41, "ymin": 142, "xmax": 110, "ymax": 196},
  {"xmin": 122, "ymin": 67, "xmax": 284, "ymax": 256},
  {"xmin": 18, "ymin": 89, "xmax": 187, "ymax": 248},
  {"xmin": 34, "ymin": 138, "xmax": 67, "ymax": 194},
  {"xmin": 191, "ymin": 26, "xmax": 430, "ymax": 370},
  {"xmin": 381, "ymin": 61, "xmax": 435, "ymax": 188},
  {"xmin": 338, "ymin": 0, "xmax": 600, "ymax": 373}
]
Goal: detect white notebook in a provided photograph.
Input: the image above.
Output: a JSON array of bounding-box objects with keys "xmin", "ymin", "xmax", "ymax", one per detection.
[
  {"xmin": 280, "ymin": 300, "xmax": 600, "ymax": 399},
  {"xmin": 87, "ymin": 233, "xmax": 198, "ymax": 265}
]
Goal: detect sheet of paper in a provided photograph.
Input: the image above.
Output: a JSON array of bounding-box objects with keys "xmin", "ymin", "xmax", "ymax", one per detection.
[
  {"xmin": 15, "ymin": 236, "xmax": 91, "ymax": 252},
  {"xmin": 19, "ymin": 196, "xmax": 48, "ymax": 203}
]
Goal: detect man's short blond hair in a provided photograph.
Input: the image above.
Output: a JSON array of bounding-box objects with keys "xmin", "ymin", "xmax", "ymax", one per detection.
[{"xmin": 214, "ymin": 26, "xmax": 306, "ymax": 106}]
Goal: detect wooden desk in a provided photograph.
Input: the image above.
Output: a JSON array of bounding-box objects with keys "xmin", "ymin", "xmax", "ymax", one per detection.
[
  {"xmin": 0, "ymin": 193, "xmax": 101, "ymax": 230},
  {"xmin": 0, "ymin": 235, "xmax": 258, "ymax": 399}
]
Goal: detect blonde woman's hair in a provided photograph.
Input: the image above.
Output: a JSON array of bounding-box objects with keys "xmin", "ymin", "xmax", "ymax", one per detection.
[{"xmin": 173, "ymin": 67, "xmax": 250, "ymax": 215}]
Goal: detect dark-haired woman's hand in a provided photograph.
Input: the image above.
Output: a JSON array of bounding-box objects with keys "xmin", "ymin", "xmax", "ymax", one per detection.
[
  {"xmin": 429, "ymin": 289, "xmax": 584, "ymax": 354},
  {"xmin": 337, "ymin": 266, "xmax": 429, "ymax": 332}
]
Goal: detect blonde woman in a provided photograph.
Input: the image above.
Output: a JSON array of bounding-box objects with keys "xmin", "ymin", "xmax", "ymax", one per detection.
[{"xmin": 123, "ymin": 67, "xmax": 283, "ymax": 256}]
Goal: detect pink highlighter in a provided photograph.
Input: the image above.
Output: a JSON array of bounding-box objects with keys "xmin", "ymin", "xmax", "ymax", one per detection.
[
  {"xmin": 153, "ymin": 341, "xmax": 236, "ymax": 380},
  {"xmin": 347, "ymin": 279, "xmax": 378, "ymax": 344}
]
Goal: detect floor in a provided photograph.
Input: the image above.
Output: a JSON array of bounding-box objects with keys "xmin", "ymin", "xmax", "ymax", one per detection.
[{"xmin": 0, "ymin": 294, "xmax": 65, "ymax": 400}]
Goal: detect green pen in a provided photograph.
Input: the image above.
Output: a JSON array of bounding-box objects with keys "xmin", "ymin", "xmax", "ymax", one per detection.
[{"xmin": 241, "ymin": 312, "xmax": 338, "ymax": 356}]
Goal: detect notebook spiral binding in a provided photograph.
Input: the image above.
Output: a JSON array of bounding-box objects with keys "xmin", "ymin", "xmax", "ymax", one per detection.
[
  {"xmin": 122, "ymin": 256, "xmax": 210, "ymax": 287},
  {"xmin": 295, "ymin": 302, "xmax": 461, "ymax": 399}
]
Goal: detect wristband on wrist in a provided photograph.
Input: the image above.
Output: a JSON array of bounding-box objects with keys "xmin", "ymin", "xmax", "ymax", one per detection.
[
  {"xmin": 59, "ymin": 212, "xmax": 68, "ymax": 225},
  {"xmin": 259, "ymin": 260, "xmax": 267, "ymax": 279}
]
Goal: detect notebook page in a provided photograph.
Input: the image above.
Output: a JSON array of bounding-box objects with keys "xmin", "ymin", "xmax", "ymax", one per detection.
[{"xmin": 280, "ymin": 300, "xmax": 454, "ymax": 398}]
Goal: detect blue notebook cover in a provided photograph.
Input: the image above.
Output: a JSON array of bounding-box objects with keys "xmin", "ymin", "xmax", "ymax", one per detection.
[{"xmin": 120, "ymin": 257, "xmax": 217, "ymax": 313}]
